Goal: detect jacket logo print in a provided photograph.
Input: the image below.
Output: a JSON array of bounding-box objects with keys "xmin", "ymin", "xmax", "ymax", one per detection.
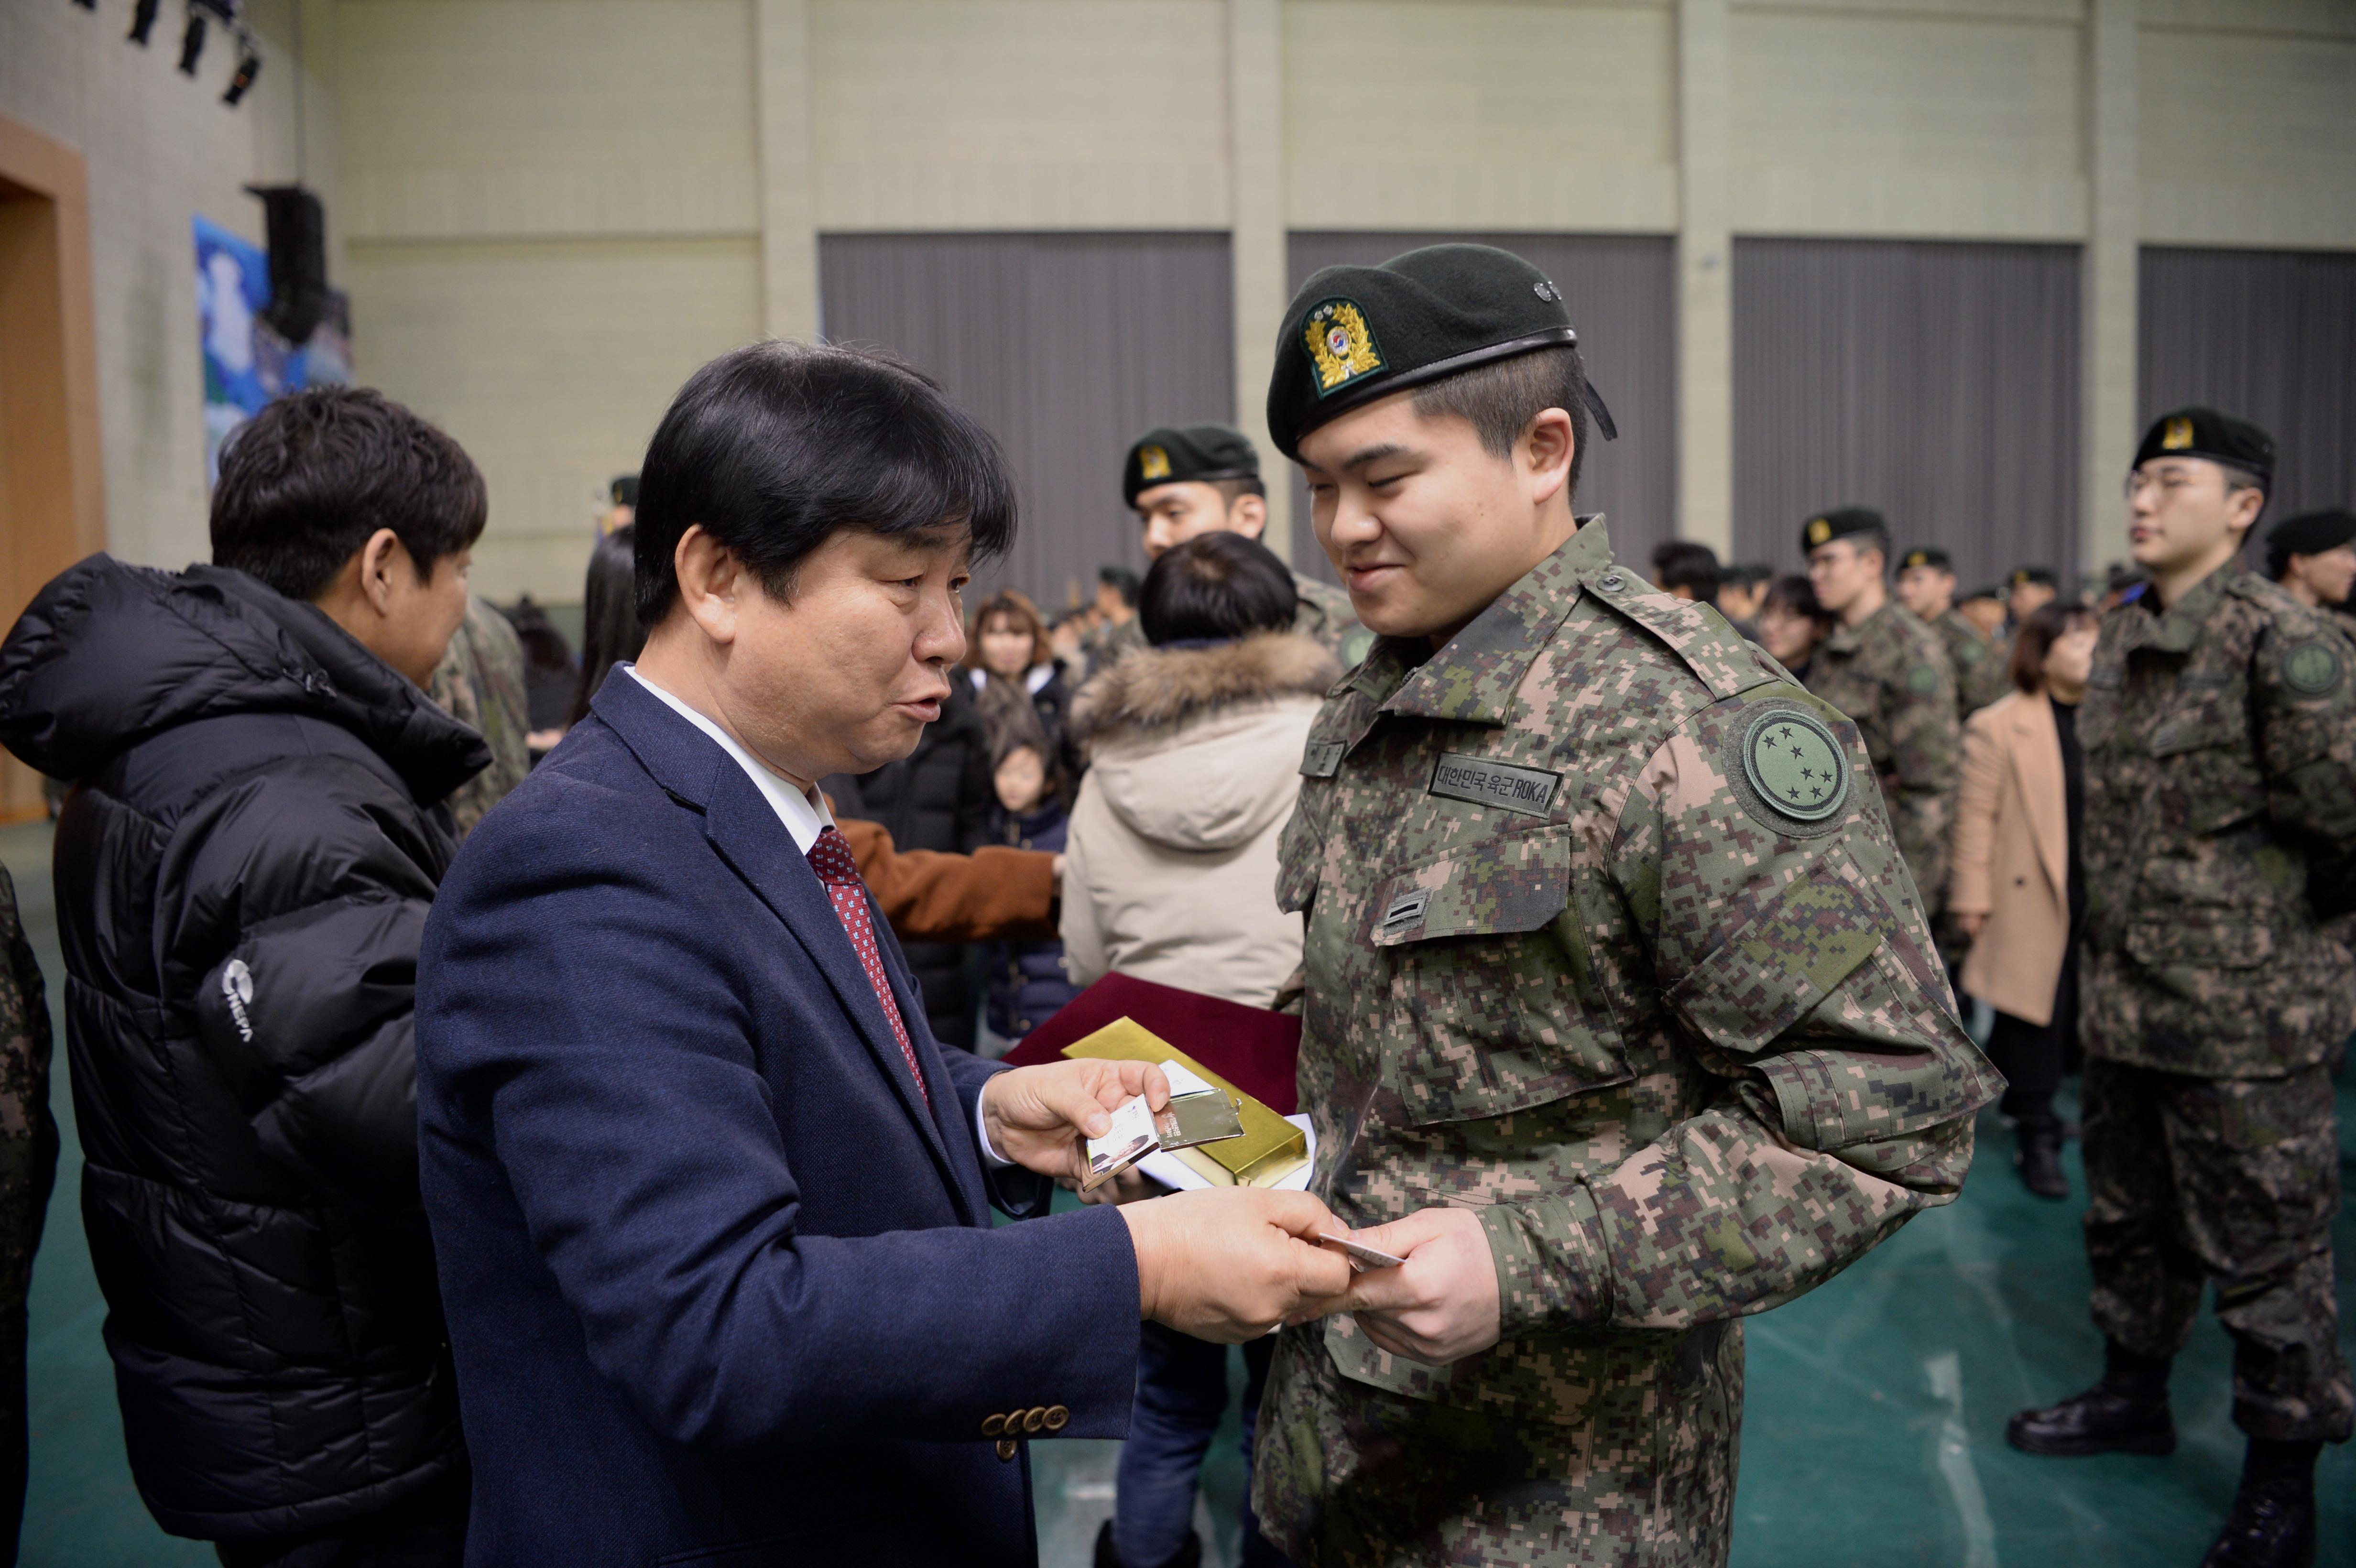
[
  {"xmin": 221, "ymin": 958, "xmax": 255, "ymax": 1044},
  {"xmin": 1427, "ymin": 754, "xmax": 1561, "ymax": 818}
]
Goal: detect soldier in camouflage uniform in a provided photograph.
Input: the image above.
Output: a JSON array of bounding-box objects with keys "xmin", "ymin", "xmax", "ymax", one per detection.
[
  {"xmin": 1249, "ymin": 244, "xmax": 2001, "ymax": 1568},
  {"xmin": 1114, "ymin": 424, "xmax": 1376, "ymax": 670},
  {"xmin": 1895, "ymin": 545, "xmax": 2011, "ymax": 719},
  {"xmin": 427, "ymin": 592, "xmax": 531, "ymax": 838},
  {"xmin": 1799, "ymin": 509, "xmax": 1962, "ymax": 918},
  {"xmin": 2008, "ymin": 409, "xmax": 2354, "ymax": 1568},
  {"xmin": 0, "ymin": 865, "xmax": 58, "ymax": 1557}
]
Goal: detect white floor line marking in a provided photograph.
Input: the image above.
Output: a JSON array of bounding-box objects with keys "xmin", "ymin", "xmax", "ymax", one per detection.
[{"xmin": 1927, "ymin": 1349, "xmax": 2001, "ymax": 1568}]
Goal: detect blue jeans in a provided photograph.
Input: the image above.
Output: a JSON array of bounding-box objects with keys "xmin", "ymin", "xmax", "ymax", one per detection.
[{"xmin": 1112, "ymin": 1323, "xmax": 1291, "ymax": 1568}]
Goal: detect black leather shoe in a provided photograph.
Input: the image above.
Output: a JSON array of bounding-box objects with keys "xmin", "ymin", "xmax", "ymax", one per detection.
[
  {"xmin": 2018, "ymin": 1125, "xmax": 2069, "ymax": 1199},
  {"xmin": 2007, "ymin": 1383, "xmax": 2176, "ymax": 1456},
  {"xmin": 1094, "ymin": 1522, "xmax": 1203, "ymax": 1568},
  {"xmin": 2200, "ymin": 1485, "xmax": 2316, "ymax": 1567}
]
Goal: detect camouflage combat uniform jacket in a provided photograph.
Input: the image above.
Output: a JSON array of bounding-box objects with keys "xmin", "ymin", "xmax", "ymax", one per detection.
[
  {"xmin": 1932, "ymin": 608, "xmax": 2010, "ymax": 720},
  {"xmin": 0, "ymin": 865, "xmax": 58, "ymax": 1316},
  {"xmin": 1800, "ymin": 602, "xmax": 1960, "ymax": 913},
  {"xmin": 1255, "ymin": 522, "xmax": 1999, "ymax": 1567},
  {"xmin": 1094, "ymin": 569, "xmax": 1372, "ymax": 670},
  {"xmin": 427, "ymin": 594, "xmax": 531, "ymax": 840},
  {"xmin": 2080, "ymin": 566, "xmax": 2356, "ymax": 1079}
]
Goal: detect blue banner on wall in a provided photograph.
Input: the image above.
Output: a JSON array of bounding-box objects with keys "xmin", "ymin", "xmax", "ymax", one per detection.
[{"xmin": 196, "ymin": 215, "xmax": 351, "ymax": 483}]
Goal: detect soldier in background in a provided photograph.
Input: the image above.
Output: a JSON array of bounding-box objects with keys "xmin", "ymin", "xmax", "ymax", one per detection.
[
  {"xmin": 1897, "ymin": 544, "xmax": 2011, "ymax": 719},
  {"xmin": 1801, "ymin": 508, "xmax": 1963, "ymax": 918},
  {"xmin": 427, "ymin": 593, "xmax": 532, "ymax": 838},
  {"xmin": 1111, "ymin": 425, "xmax": 1374, "ymax": 669},
  {"xmin": 2263, "ymin": 508, "xmax": 2356, "ymax": 615},
  {"xmin": 1253, "ymin": 242, "xmax": 1999, "ymax": 1567},
  {"xmin": 1959, "ymin": 580, "xmax": 2010, "ymax": 643},
  {"xmin": 2009, "ymin": 408, "xmax": 2354, "ymax": 1568},
  {"xmin": 2007, "ymin": 564, "xmax": 2060, "ymax": 627},
  {"xmin": 0, "ymin": 866, "xmax": 58, "ymax": 1565},
  {"xmin": 1717, "ymin": 561, "xmax": 1772, "ymax": 624}
]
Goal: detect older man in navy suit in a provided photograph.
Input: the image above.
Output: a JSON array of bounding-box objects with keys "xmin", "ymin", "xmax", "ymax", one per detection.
[{"xmin": 416, "ymin": 341, "xmax": 1352, "ymax": 1567}]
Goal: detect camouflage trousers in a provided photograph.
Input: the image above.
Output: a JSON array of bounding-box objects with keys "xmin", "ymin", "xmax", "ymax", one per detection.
[
  {"xmin": 1251, "ymin": 1321, "xmax": 1742, "ymax": 1568},
  {"xmin": 2083, "ymin": 1057, "xmax": 2353, "ymax": 1443}
]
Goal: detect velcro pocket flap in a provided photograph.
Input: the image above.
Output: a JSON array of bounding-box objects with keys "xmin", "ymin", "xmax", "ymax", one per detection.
[
  {"xmin": 1665, "ymin": 858, "xmax": 1884, "ymax": 1058},
  {"xmin": 2126, "ymin": 915, "xmax": 2272, "ymax": 971},
  {"xmin": 1370, "ymin": 832, "xmax": 1570, "ymax": 947}
]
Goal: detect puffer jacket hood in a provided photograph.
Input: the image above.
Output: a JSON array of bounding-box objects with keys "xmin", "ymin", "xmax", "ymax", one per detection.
[
  {"xmin": 1069, "ymin": 632, "xmax": 1338, "ymax": 854},
  {"xmin": 0, "ymin": 555, "xmax": 487, "ymax": 800}
]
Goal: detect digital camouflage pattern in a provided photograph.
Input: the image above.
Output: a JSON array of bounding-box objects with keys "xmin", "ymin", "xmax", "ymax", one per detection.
[
  {"xmin": 1932, "ymin": 608, "xmax": 2011, "ymax": 720},
  {"xmin": 1093, "ymin": 570, "xmax": 1374, "ymax": 670},
  {"xmin": 427, "ymin": 594, "xmax": 532, "ymax": 839},
  {"xmin": 2080, "ymin": 1058, "xmax": 2351, "ymax": 1443},
  {"xmin": 0, "ymin": 864, "xmax": 56, "ymax": 1308},
  {"xmin": 2078, "ymin": 565, "xmax": 2356, "ymax": 1079},
  {"xmin": 1254, "ymin": 521, "xmax": 2000, "ymax": 1567},
  {"xmin": 1798, "ymin": 602, "xmax": 1960, "ymax": 915}
]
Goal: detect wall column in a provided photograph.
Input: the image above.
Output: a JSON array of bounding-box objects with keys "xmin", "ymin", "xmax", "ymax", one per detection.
[
  {"xmin": 1675, "ymin": 0, "xmax": 1733, "ymax": 555},
  {"xmin": 1228, "ymin": 0, "xmax": 1290, "ymax": 559},
  {"xmin": 754, "ymin": 0, "xmax": 819, "ymax": 341},
  {"xmin": 2081, "ymin": 0, "xmax": 2138, "ymax": 577}
]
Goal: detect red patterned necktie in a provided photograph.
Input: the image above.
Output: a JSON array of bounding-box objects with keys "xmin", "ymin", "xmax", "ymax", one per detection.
[{"xmin": 805, "ymin": 825, "xmax": 930, "ymax": 1109}]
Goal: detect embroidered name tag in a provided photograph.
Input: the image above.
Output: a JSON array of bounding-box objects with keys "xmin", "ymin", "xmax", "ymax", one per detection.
[
  {"xmin": 1302, "ymin": 740, "xmax": 1345, "ymax": 778},
  {"xmin": 1427, "ymin": 754, "xmax": 1561, "ymax": 817}
]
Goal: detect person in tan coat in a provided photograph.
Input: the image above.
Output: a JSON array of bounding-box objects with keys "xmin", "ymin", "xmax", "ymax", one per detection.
[{"xmin": 1951, "ymin": 600, "xmax": 2101, "ymax": 1197}]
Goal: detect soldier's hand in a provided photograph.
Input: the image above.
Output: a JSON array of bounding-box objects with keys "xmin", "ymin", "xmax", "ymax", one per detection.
[
  {"xmin": 1121, "ymin": 1188, "xmax": 1354, "ymax": 1343},
  {"xmin": 1339, "ymin": 1206, "xmax": 1502, "ymax": 1366}
]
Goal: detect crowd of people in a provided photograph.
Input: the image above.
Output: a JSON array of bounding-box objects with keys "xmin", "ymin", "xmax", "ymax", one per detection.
[{"xmin": 0, "ymin": 240, "xmax": 2345, "ymax": 1568}]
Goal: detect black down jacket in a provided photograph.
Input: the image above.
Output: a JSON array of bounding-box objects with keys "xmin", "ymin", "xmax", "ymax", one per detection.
[{"xmin": 0, "ymin": 557, "xmax": 487, "ymax": 1541}]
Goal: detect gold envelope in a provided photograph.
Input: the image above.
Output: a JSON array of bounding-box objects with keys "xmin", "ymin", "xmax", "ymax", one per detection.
[{"xmin": 1059, "ymin": 1018, "xmax": 1308, "ymax": 1187}]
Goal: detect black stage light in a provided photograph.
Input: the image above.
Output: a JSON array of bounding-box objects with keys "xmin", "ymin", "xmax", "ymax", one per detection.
[
  {"xmin": 176, "ymin": 8, "xmax": 207, "ymax": 73},
  {"xmin": 222, "ymin": 38, "xmax": 261, "ymax": 105},
  {"xmin": 127, "ymin": 0, "xmax": 160, "ymax": 44}
]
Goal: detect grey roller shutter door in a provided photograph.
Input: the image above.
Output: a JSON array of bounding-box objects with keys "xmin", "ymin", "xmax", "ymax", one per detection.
[
  {"xmin": 818, "ymin": 233, "xmax": 1233, "ymax": 610},
  {"xmin": 1732, "ymin": 239, "xmax": 2081, "ymax": 592}
]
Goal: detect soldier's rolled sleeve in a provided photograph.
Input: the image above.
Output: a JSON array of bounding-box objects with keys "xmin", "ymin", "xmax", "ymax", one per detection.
[{"xmin": 1530, "ymin": 707, "xmax": 2000, "ymax": 1332}]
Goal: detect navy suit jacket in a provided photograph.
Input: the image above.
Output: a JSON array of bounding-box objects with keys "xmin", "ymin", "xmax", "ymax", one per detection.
[{"xmin": 416, "ymin": 673, "xmax": 1140, "ymax": 1566}]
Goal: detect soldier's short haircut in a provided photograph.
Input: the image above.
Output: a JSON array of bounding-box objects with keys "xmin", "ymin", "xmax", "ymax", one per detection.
[
  {"xmin": 1211, "ymin": 475, "xmax": 1268, "ymax": 503},
  {"xmin": 211, "ymin": 386, "xmax": 487, "ymax": 603},
  {"xmin": 1651, "ymin": 541, "xmax": 1723, "ymax": 605},
  {"xmin": 2219, "ymin": 464, "xmax": 2268, "ymax": 525},
  {"xmin": 1138, "ymin": 532, "xmax": 1298, "ymax": 646},
  {"xmin": 2008, "ymin": 601, "xmax": 2098, "ymax": 693},
  {"xmin": 1409, "ymin": 343, "xmax": 1592, "ymax": 500},
  {"xmin": 633, "ymin": 340, "xmax": 1016, "ymax": 623}
]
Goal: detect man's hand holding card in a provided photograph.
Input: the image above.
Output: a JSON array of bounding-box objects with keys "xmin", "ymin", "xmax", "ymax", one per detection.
[{"xmin": 978, "ymin": 1057, "xmax": 1173, "ymax": 1186}]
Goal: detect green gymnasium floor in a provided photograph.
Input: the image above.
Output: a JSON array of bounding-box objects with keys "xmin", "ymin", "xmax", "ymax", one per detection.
[{"xmin": 5, "ymin": 818, "xmax": 2349, "ymax": 1567}]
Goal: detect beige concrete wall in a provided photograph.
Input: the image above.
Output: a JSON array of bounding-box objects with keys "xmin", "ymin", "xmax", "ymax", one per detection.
[{"xmin": 0, "ymin": 0, "xmax": 331, "ymax": 572}]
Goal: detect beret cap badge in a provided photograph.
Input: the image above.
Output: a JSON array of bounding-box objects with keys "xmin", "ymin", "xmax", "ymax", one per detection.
[
  {"xmin": 2162, "ymin": 416, "xmax": 2194, "ymax": 451},
  {"xmin": 1137, "ymin": 444, "xmax": 1172, "ymax": 483},
  {"xmin": 1302, "ymin": 299, "xmax": 1385, "ymax": 397},
  {"xmin": 1807, "ymin": 517, "xmax": 1832, "ymax": 547}
]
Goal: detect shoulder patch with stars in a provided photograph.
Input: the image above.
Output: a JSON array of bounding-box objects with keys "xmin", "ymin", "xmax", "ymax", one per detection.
[
  {"xmin": 1729, "ymin": 701, "xmax": 1852, "ymax": 837},
  {"xmin": 2281, "ymin": 637, "xmax": 2344, "ymax": 697},
  {"xmin": 1906, "ymin": 664, "xmax": 1941, "ymax": 696}
]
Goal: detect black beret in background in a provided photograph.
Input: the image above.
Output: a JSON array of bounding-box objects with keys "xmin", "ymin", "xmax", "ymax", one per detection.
[
  {"xmin": 1265, "ymin": 243, "xmax": 1614, "ymax": 459},
  {"xmin": 610, "ymin": 473, "xmax": 639, "ymax": 507},
  {"xmin": 2133, "ymin": 406, "xmax": 2275, "ymax": 482},
  {"xmin": 2009, "ymin": 565, "xmax": 2057, "ymax": 588},
  {"xmin": 1899, "ymin": 546, "xmax": 1953, "ymax": 571},
  {"xmin": 1122, "ymin": 423, "xmax": 1261, "ymax": 509},
  {"xmin": 2264, "ymin": 508, "xmax": 2356, "ymax": 574},
  {"xmin": 1961, "ymin": 582, "xmax": 2007, "ymax": 604},
  {"xmin": 1800, "ymin": 506, "xmax": 1888, "ymax": 555}
]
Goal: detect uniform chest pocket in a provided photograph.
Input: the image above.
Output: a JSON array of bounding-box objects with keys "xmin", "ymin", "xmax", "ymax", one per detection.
[
  {"xmin": 1367, "ymin": 829, "xmax": 1629, "ymax": 1125},
  {"xmin": 2149, "ymin": 702, "xmax": 2266, "ymax": 836}
]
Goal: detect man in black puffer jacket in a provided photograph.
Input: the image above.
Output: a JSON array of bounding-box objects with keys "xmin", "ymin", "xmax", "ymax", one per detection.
[{"xmin": 0, "ymin": 388, "xmax": 490, "ymax": 1563}]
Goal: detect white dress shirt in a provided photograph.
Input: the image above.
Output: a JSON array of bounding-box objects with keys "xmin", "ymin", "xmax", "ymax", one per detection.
[{"xmin": 624, "ymin": 664, "xmax": 1013, "ymax": 1165}]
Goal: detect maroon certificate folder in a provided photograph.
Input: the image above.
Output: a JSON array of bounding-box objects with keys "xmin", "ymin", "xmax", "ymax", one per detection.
[{"xmin": 998, "ymin": 973, "xmax": 1302, "ymax": 1116}]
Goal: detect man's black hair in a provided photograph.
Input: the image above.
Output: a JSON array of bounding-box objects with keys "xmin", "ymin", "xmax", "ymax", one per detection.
[
  {"xmin": 1211, "ymin": 475, "xmax": 1267, "ymax": 503},
  {"xmin": 1409, "ymin": 343, "xmax": 1591, "ymax": 501},
  {"xmin": 633, "ymin": 340, "xmax": 1016, "ymax": 623},
  {"xmin": 1139, "ymin": 533, "xmax": 1298, "ymax": 646},
  {"xmin": 1650, "ymin": 540, "xmax": 1722, "ymax": 605},
  {"xmin": 569, "ymin": 524, "xmax": 646, "ymax": 727},
  {"xmin": 1098, "ymin": 565, "xmax": 1142, "ymax": 607},
  {"xmin": 210, "ymin": 385, "xmax": 487, "ymax": 602}
]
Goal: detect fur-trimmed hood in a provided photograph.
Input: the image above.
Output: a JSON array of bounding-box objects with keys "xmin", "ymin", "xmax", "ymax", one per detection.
[
  {"xmin": 1069, "ymin": 632, "xmax": 1340, "ymax": 746},
  {"xmin": 1069, "ymin": 632, "xmax": 1337, "ymax": 855}
]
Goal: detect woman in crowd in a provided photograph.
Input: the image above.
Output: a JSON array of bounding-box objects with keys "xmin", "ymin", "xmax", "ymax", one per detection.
[
  {"xmin": 564, "ymin": 522, "xmax": 645, "ymax": 730},
  {"xmin": 1949, "ymin": 601, "xmax": 2100, "ymax": 1198},
  {"xmin": 1059, "ymin": 531, "xmax": 1338, "ymax": 1568},
  {"xmin": 981, "ymin": 716, "xmax": 1077, "ymax": 1051},
  {"xmin": 1755, "ymin": 572, "xmax": 1833, "ymax": 680},
  {"xmin": 967, "ymin": 589, "xmax": 1074, "ymax": 761}
]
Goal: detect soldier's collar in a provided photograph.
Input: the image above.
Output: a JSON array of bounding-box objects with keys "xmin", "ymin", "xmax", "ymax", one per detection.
[
  {"xmin": 1379, "ymin": 517, "xmax": 1610, "ymax": 724},
  {"xmin": 2136, "ymin": 563, "xmax": 2236, "ymax": 654}
]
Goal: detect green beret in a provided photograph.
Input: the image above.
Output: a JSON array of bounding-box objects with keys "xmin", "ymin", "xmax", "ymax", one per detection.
[
  {"xmin": 1264, "ymin": 243, "xmax": 1616, "ymax": 460},
  {"xmin": 1899, "ymin": 546, "xmax": 1952, "ymax": 572},
  {"xmin": 2134, "ymin": 406, "xmax": 2274, "ymax": 482},
  {"xmin": 1123, "ymin": 423, "xmax": 1260, "ymax": 509},
  {"xmin": 2265, "ymin": 508, "xmax": 2356, "ymax": 576},
  {"xmin": 2009, "ymin": 565, "xmax": 2057, "ymax": 588},
  {"xmin": 1799, "ymin": 507, "xmax": 1887, "ymax": 555}
]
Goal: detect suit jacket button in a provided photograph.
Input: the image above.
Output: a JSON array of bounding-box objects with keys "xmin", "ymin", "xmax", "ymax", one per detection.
[
  {"xmin": 982, "ymin": 1413, "xmax": 1005, "ymax": 1437},
  {"xmin": 995, "ymin": 1437, "xmax": 1018, "ymax": 1462},
  {"xmin": 1043, "ymin": 1405, "xmax": 1069, "ymax": 1431},
  {"xmin": 1023, "ymin": 1407, "xmax": 1047, "ymax": 1433}
]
